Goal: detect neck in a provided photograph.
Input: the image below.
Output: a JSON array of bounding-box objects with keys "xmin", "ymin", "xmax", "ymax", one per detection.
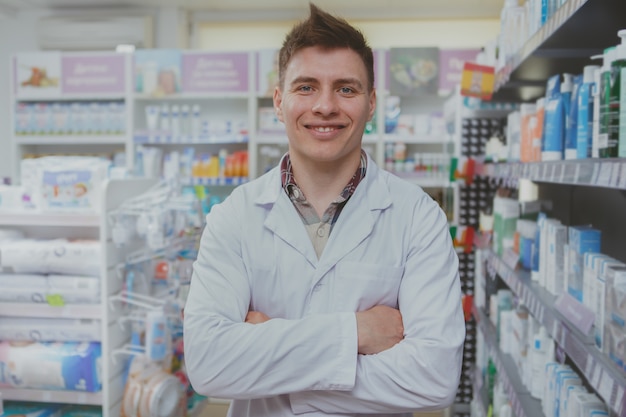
[{"xmin": 290, "ymin": 152, "xmax": 362, "ymax": 217}]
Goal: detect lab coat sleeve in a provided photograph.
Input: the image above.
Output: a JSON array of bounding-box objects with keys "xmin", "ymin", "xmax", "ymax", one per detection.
[
  {"xmin": 289, "ymin": 199, "xmax": 465, "ymax": 414},
  {"xmin": 183, "ymin": 195, "xmax": 359, "ymax": 399}
]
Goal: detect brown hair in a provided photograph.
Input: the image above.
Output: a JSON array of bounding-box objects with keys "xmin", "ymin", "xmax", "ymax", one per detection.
[{"xmin": 278, "ymin": 3, "xmax": 374, "ymax": 91}]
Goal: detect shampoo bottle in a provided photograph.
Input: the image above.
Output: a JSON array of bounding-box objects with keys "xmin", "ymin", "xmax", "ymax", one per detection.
[
  {"xmin": 616, "ymin": 29, "xmax": 626, "ymax": 157},
  {"xmin": 576, "ymin": 65, "xmax": 599, "ymax": 159},
  {"xmin": 564, "ymin": 74, "xmax": 582, "ymax": 160},
  {"xmin": 598, "ymin": 47, "xmax": 617, "ymax": 157}
]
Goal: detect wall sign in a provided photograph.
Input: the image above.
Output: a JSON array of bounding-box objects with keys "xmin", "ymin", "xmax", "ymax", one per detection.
[{"xmin": 182, "ymin": 52, "xmax": 249, "ymax": 94}]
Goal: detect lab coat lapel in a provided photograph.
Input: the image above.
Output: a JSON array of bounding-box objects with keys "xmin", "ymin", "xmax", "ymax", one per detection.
[
  {"xmin": 260, "ymin": 178, "xmax": 319, "ymax": 267},
  {"xmin": 317, "ymin": 157, "xmax": 392, "ymax": 274}
]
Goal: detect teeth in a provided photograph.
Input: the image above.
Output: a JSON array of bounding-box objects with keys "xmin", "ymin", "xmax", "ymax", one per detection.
[{"xmin": 314, "ymin": 127, "xmax": 334, "ymax": 132}]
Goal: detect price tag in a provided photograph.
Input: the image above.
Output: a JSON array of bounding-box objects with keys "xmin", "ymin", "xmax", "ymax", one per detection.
[
  {"xmin": 610, "ymin": 162, "xmax": 621, "ymax": 188},
  {"xmin": 558, "ymin": 163, "xmax": 566, "ymax": 183},
  {"xmin": 78, "ymin": 393, "xmax": 87, "ymax": 404},
  {"xmin": 541, "ymin": 163, "xmax": 550, "ymax": 180},
  {"xmin": 599, "ymin": 371, "xmax": 615, "ymax": 403},
  {"xmin": 502, "ymin": 248, "xmax": 520, "ymax": 271},
  {"xmin": 585, "ymin": 354, "xmax": 594, "ymax": 377},
  {"xmin": 43, "ymin": 391, "xmax": 53, "ymax": 401},
  {"xmin": 573, "ymin": 163, "xmax": 581, "ymax": 184},
  {"xmin": 597, "ymin": 162, "xmax": 613, "ymax": 186},
  {"xmin": 522, "ymin": 164, "xmax": 530, "ymax": 178},
  {"xmin": 549, "ymin": 164, "xmax": 557, "ymax": 182},
  {"xmin": 46, "ymin": 294, "xmax": 65, "ymax": 307},
  {"xmin": 591, "ymin": 162, "xmax": 602, "ymax": 185},
  {"xmin": 613, "ymin": 385, "xmax": 624, "ymax": 415},
  {"xmin": 592, "ymin": 366, "xmax": 603, "ymax": 390},
  {"xmin": 619, "ymin": 163, "xmax": 626, "ymax": 189},
  {"xmin": 531, "ymin": 164, "xmax": 540, "ymax": 180}
]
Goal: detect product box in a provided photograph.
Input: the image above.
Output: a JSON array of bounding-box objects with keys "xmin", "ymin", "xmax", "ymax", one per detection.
[
  {"xmin": 594, "ymin": 261, "xmax": 625, "ymax": 350},
  {"xmin": 546, "ymin": 222, "xmax": 567, "ymax": 296},
  {"xmin": 567, "ymin": 226, "xmax": 601, "ymax": 302},
  {"xmin": 583, "ymin": 253, "xmax": 609, "ymax": 311},
  {"xmin": 0, "ymin": 317, "xmax": 101, "ymax": 343}
]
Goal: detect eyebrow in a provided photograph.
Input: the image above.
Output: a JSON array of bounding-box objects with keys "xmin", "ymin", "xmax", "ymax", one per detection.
[{"xmin": 289, "ymin": 76, "xmax": 364, "ymax": 90}]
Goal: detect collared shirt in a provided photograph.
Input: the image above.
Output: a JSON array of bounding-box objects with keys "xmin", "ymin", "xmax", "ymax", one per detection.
[{"xmin": 280, "ymin": 150, "xmax": 367, "ymax": 258}]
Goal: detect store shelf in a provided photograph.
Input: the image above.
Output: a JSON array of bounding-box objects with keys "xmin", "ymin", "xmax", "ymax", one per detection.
[
  {"xmin": 256, "ymin": 133, "xmax": 288, "ymax": 144},
  {"xmin": 0, "ymin": 388, "xmax": 103, "ymax": 405},
  {"xmin": 383, "ymin": 134, "xmax": 450, "ymax": 145},
  {"xmin": 493, "ymin": 0, "xmax": 626, "ymax": 102},
  {"xmin": 183, "ymin": 177, "xmax": 248, "ymax": 186},
  {"xmin": 0, "ymin": 303, "xmax": 102, "ymax": 319},
  {"xmin": 0, "ymin": 212, "xmax": 100, "ymax": 227},
  {"xmin": 390, "ymin": 173, "xmax": 451, "ymax": 188},
  {"xmin": 15, "ymin": 94, "xmax": 126, "ymax": 102},
  {"xmin": 486, "ymin": 250, "xmax": 626, "ymax": 415},
  {"xmin": 134, "ymin": 92, "xmax": 250, "ymax": 100},
  {"xmin": 481, "ymin": 159, "xmax": 626, "ymax": 191},
  {"xmin": 15, "ymin": 135, "xmax": 127, "ymax": 145},
  {"xmin": 134, "ymin": 132, "xmax": 248, "ymax": 145},
  {"xmin": 472, "ymin": 305, "xmax": 544, "ymax": 417}
]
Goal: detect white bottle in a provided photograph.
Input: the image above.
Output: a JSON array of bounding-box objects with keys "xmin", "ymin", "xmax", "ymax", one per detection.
[
  {"xmin": 191, "ymin": 104, "xmax": 201, "ymax": 140},
  {"xmin": 160, "ymin": 103, "xmax": 171, "ymax": 133},
  {"xmin": 170, "ymin": 104, "xmax": 180, "ymax": 139},
  {"xmin": 180, "ymin": 104, "xmax": 190, "ymax": 138},
  {"xmin": 530, "ymin": 326, "xmax": 551, "ymax": 398}
]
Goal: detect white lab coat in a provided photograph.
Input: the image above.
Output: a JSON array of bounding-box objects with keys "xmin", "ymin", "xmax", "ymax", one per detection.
[{"xmin": 183, "ymin": 153, "xmax": 465, "ymax": 417}]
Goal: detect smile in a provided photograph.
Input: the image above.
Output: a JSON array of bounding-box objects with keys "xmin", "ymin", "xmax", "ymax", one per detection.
[{"xmin": 307, "ymin": 125, "xmax": 344, "ymax": 132}]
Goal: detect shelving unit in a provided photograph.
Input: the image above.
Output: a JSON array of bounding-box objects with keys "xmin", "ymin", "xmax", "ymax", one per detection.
[
  {"xmin": 10, "ymin": 51, "xmax": 134, "ymax": 180},
  {"xmin": 472, "ymin": 305, "xmax": 544, "ymax": 417},
  {"xmin": 486, "ymin": 250, "xmax": 626, "ymax": 415},
  {"xmin": 492, "ymin": 0, "xmax": 626, "ymax": 102},
  {"xmin": 482, "ymin": 159, "xmax": 626, "ymax": 191},
  {"xmin": 0, "ymin": 178, "xmax": 157, "ymax": 417},
  {"xmin": 466, "ymin": 1, "xmax": 626, "ymax": 415}
]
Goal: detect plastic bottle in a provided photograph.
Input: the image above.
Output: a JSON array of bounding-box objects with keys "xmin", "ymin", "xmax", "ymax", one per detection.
[
  {"xmin": 598, "ymin": 46, "xmax": 617, "ymax": 157},
  {"xmin": 530, "ymin": 326, "xmax": 551, "ymax": 398},
  {"xmin": 576, "ymin": 65, "xmax": 599, "ymax": 159},
  {"xmin": 616, "ymin": 29, "xmax": 626, "ymax": 157}
]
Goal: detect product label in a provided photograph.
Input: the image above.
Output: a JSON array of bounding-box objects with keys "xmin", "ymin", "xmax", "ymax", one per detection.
[{"xmin": 618, "ymin": 67, "xmax": 626, "ymax": 158}]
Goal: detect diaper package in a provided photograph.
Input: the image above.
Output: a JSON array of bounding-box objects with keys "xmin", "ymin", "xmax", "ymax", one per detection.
[
  {"xmin": 0, "ymin": 273, "xmax": 100, "ymax": 305},
  {"xmin": 1, "ymin": 239, "xmax": 101, "ymax": 277},
  {"xmin": 20, "ymin": 156, "xmax": 111, "ymax": 213},
  {"xmin": 0, "ymin": 341, "xmax": 102, "ymax": 392},
  {"xmin": 0, "ymin": 317, "xmax": 101, "ymax": 342}
]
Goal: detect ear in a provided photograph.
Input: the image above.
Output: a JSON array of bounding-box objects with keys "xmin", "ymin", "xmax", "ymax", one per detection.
[
  {"xmin": 273, "ymin": 86, "xmax": 284, "ymax": 122},
  {"xmin": 368, "ymin": 88, "xmax": 377, "ymax": 121}
]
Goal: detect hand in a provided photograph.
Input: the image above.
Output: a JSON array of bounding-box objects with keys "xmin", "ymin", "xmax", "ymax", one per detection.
[
  {"xmin": 356, "ymin": 305, "xmax": 404, "ymax": 355},
  {"xmin": 245, "ymin": 310, "xmax": 270, "ymax": 324}
]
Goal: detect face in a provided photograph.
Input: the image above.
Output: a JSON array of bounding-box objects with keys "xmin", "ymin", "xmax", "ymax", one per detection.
[{"xmin": 273, "ymin": 46, "xmax": 376, "ymax": 167}]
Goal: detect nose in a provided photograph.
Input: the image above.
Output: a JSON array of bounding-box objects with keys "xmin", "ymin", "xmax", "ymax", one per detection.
[{"xmin": 311, "ymin": 89, "xmax": 338, "ymax": 116}]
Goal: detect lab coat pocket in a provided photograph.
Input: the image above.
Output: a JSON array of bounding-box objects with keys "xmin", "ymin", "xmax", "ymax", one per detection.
[{"xmin": 333, "ymin": 262, "xmax": 404, "ymax": 312}]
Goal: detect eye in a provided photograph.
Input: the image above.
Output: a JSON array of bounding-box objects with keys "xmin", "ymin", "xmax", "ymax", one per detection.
[
  {"xmin": 339, "ymin": 87, "xmax": 354, "ymax": 94},
  {"xmin": 297, "ymin": 85, "xmax": 313, "ymax": 92}
]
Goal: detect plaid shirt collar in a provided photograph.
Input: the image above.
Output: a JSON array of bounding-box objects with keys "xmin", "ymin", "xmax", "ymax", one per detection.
[{"xmin": 280, "ymin": 150, "xmax": 368, "ymax": 204}]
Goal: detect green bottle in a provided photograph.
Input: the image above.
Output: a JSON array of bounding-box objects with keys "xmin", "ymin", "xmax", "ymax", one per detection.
[
  {"xmin": 616, "ymin": 30, "xmax": 626, "ymax": 157},
  {"xmin": 598, "ymin": 47, "xmax": 617, "ymax": 157}
]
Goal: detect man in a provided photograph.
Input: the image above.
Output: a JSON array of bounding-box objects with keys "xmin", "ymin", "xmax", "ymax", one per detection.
[{"xmin": 183, "ymin": 4, "xmax": 465, "ymax": 416}]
